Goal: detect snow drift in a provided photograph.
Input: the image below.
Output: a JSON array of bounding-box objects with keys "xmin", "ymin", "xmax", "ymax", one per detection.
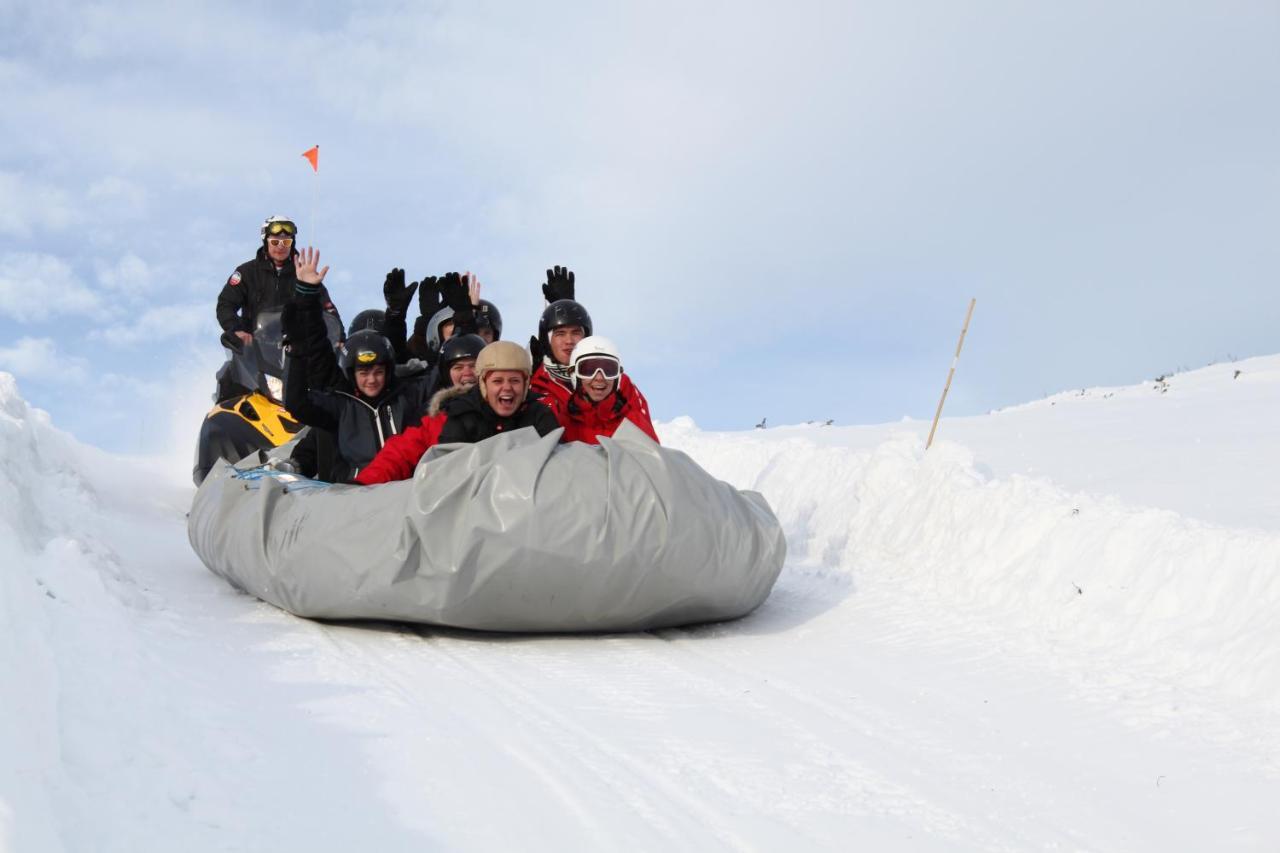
[{"xmin": 3, "ymin": 355, "xmax": 1280, "ymax": 850}]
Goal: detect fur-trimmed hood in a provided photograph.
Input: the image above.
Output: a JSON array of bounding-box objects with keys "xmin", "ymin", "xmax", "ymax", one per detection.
[{"xmin": 427, "ymin": 382, "xmax": 473, "ymax": 416}]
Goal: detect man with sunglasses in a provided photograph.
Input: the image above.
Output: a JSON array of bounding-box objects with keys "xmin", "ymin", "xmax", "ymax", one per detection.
[
  {"xmin": 549, "ymin": 336, "xmax": 659, "ymax": 444},
  {"xmin": 216, "ymin": 215, "xmax": 341, "ymax": 351}
]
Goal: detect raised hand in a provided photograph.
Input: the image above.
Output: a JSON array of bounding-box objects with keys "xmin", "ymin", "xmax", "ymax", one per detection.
[
  {"xmin": 417, "ymin": 275, "xmax": 444, "ymax": 320},
  {"xmin": 542, "ymin": 265, "xmax": 575, "ymax": 303},
  {"xmin": 439, "ymin": 271, "xmax": 470, "ymax": 312},
  {"xmin": 382, "ymin": 267, "xmax": 418, "ymax": 318},
  {"xmin": 463, "ymin": 271, "xmax": 482, "ymax": 306},
  {"xmin": 294, "ymin": 247, "xmax": 329, "ymax": 295}
]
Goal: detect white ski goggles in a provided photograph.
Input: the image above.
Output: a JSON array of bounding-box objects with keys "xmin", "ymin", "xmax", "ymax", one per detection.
[{"xmin": 573, "ymin": 355, "xmax": 621, "ymax": 383}]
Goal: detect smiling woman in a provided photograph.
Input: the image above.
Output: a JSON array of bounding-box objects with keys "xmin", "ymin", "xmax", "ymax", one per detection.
[
  {"xmin": 545, "ymin": 335, "xmax": 660, "ymax": 446},
  {"xmin": 354, "ymin": 340, "xmax": 560, "ymax": 485}
]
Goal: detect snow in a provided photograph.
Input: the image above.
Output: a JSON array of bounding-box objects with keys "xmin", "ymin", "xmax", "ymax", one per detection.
[{"xmin": 2, "ymin": 357, "xmax": 1279, "ymax": 851}]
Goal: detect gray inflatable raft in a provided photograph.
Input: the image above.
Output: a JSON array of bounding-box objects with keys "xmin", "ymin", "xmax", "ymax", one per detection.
[{"xmin": 187, "ymin": 422, "xmax": 786, "ymax": 632}]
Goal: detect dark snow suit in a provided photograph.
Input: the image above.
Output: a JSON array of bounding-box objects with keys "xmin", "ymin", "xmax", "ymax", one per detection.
[
  {"xmin": 283, "ymin": 294, "xmax": 432, "ymax": 480},
  {"xmin": 217, "ymin": 247, "xmax": 341, "ymax": 336}
]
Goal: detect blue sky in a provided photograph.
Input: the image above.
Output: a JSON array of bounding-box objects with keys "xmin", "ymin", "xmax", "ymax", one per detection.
[{"xmin": 1, "ymin": 1, "xmax": 1277, "ymax": 456}]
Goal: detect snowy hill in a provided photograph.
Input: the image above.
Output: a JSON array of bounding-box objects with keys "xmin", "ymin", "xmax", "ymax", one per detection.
[{"xmin": 2, "ymin": 360, "xmax": 1279, "ymax": 851}]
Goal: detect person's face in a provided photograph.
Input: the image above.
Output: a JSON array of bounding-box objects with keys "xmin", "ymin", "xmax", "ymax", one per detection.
[
  {"xmin": 483, "ymin": 370, "xmax": 527, "ymax": 417},
  {"xmin": 353, "ymin": 364, "xmax": 387, "ymax": 398},
  {"xmin": 266, "ymin": 236, "xmax": 293, "ymax": 264},
  {"xmin": 438, "ymin": 319, "xmax": 456, "ymax": 345},
  {"xmin": 549, "ymin": 325, "xmax": 585, "ymax": 365},
  {"xmin": 477, "ymin": 327, "xmax": 496, "ymax": 344},
  {"xmin": 580, "ymin": 371, "xmax": 617, "ymax": 403},
  {"xmin": 448, "ymin": 358, "xmax": 477, "ymax": 387}
]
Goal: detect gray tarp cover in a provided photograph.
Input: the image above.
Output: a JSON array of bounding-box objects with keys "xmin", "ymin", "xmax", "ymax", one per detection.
[{"xmin": 188, "ymin": 422, "xmax": 786, "ymax": 632}]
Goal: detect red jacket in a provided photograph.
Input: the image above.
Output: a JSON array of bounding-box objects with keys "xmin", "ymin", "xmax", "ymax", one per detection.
[
  {"xmin": 530, "ymin": 362, "xmax": 573, "ymax": 410},
  {"xmin": 549, "ymin": 374, "xmax": 660, "ymax": 445}
]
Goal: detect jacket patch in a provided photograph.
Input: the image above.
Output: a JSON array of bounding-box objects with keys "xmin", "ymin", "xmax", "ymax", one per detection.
[{"xmin": 227, "ymin": 271, "xmax": 242, "ymax": 287}]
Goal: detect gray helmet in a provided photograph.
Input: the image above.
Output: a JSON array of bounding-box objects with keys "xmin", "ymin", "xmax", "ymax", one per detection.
[{"xmin": 426, "ymin": 305, "xmax": 456, "ymax": 356}]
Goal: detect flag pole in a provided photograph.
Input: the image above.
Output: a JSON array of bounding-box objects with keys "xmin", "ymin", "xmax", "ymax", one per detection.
[
  {"xmin": 310, "ymin": 145, "xmax": 318, "ymax": 247},
  {"xmin": 301, "ymin": 145, "xmax": 319, "ymax": 246},
  {"xmin": 926, "ymin": 298, "xmax": 976, "ymax": 450}
]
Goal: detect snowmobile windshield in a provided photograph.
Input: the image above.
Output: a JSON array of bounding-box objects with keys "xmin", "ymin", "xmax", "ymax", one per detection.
[{"xmin": 251, "ymin": 311, "xmax": 287, "ymax": 378}]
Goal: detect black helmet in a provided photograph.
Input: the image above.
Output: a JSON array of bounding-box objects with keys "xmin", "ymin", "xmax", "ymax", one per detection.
[
  {"xmin": 340, "ymin": 330, "xmax": 395, "ymax": 382},
  {"xmin": 475, "ymin": 299, "xmax": 503, "ymax": 340},
  {"xmin": 439, "ymin": 333, "xmax": 486, "ymax": 369},
  {"xmin": 538, "ymin": 300, "xmax": 592, "ymax": 361},
  {"xmin": 347, "ymin": 308, "xmax": 386, "ymax": 337}
]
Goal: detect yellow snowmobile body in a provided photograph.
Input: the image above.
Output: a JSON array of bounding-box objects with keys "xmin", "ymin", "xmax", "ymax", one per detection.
[
  {"xmin": 194, "ymin": 307, "xmax": 344, "ymax": 485},
  {"xmin": 193, "ymin": 392, "xmax": 303, "ymax": 485}
]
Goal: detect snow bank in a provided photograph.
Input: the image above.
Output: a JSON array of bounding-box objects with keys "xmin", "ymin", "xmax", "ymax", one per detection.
[
  {"xmin": 4, "ymin": 359, "xmax": 1279, "ymax": 849},
  {"xmin": 660, "ymin": 418, "xmax": 1280, "ymax": 712},
  {"xmin": 0, "ymin": 373, "xmax": 175, "ymax": 852}
]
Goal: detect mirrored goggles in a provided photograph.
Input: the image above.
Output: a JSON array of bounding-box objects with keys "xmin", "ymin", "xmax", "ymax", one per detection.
[
  {"xmin": 266, "ymin": 220, "xmax": 297, "ymax": 236},
  {"xmin": 573, "ymin": 355, "xmax": 621, "ymax": 382}
]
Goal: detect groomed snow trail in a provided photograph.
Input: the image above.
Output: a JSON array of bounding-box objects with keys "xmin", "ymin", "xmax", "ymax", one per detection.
[{"xmin": 3, "ymin": 362, "xmax": 1279, "ymax": 851}]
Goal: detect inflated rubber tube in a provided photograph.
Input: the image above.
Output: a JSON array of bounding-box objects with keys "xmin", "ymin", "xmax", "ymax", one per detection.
[{"xmin": 187, "ymin": 422, "xmax": 786, "ymax": 632}]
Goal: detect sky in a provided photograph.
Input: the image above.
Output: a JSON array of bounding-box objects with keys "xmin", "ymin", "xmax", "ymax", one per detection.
[{"xmin": 0, "ymin": 0, "xmax": 1277, "ymax": 455}]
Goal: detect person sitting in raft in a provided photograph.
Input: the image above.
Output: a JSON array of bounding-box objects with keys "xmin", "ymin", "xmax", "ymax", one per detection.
[
  {"xmin": 546, "ymin": 335, "xmax": 660, "ymax": 444},
  {"xmin": 353, "ymin": 340, "xmax": 560, "ymax": 485},
  {"xmin": 283, "ymin": 248, "xmax": 434, "ymax": 480}
]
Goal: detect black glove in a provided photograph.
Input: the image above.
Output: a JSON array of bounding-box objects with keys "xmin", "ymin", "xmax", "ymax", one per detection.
[
  {"xmin": 542, "ymin": 265, "xmax": 575, "ymax": 303},
  {"xmin": 529, "ymin": 334, "xmax": 544, "ymax": 364},
  {"xmin": 416, "ymin": 275, "xmax": 444, "ymax": 321},
  {"xmin": 382, "ymin": 268, "xmax": 418, "ymax": 318},
  {"xmin": 438, "ymin": 272, "xmax": 477, "ymax": 335},
  {"xmin": 439, "ymin": 272, "xmax": 470, "ymax": 312},
  {"xmin": 220, "ymin": 330, "xmax": 246, "ymax": 352}
]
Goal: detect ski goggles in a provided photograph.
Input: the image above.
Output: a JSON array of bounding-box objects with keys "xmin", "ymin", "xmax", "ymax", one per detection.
[
  {"xmin": 265, "ymin": 220, "xmax": 297, "ymax": 237},
  {"xmin": 573, "ymin": 355, "xmax": 621, "ymax": 382}
]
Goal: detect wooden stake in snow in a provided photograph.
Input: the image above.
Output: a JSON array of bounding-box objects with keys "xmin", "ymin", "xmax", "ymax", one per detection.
[{"xmin": 926, "ymin": 298, "xmax": 976, "ymax": 450}]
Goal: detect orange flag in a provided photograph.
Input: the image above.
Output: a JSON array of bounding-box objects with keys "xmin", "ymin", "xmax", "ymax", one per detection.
[{"xmin": 301, "ymin": 145, "xmax": 319, "ymax": 172}]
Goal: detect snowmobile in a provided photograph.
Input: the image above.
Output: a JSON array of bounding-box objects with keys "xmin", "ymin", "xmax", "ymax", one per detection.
[{"xmin": 192, "ymin": 308, "xmax": 341, "ymax": 485}]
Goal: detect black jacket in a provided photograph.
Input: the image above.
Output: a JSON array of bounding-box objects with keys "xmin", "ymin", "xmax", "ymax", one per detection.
[
  {"xmin": 283, "ymin": 295, "xmax": 432, "ymax": 477},
  {"xmin": 217, "ymin": 247, "xmax": 341, "ymax": 335},
  {"xmin": 437, "ymin": 385, "xmax": 561, "ymax": 445}
]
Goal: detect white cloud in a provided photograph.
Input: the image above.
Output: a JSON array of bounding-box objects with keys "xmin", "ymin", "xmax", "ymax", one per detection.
[
  {"xmin": 97, "ymin": 252, "xmax": 156, "ymax": 296},
  {"xmin": 91, "ymin": 302, "xmax": 209, "ymax": 347},
  {"xmin": 0, "ymin": 171, "xmax": 79, "ymax": 237},
  {"xmin": 0, "ymin": 337, "xmax": 88, "ymax": 383},
  {"xmin": 87, "ymin": 176, "xmax": 149, "ymax": 220},
  {"xmin": 0, "ymin": 253, "xmax": 101, "ymax": 321}
]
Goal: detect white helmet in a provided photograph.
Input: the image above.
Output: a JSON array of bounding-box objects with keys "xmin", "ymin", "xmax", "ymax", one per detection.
[
  {"xmin": 570, "ymin": 335, "xmax": 622, "ymax": 385},
  {"xmin": 260, "ymin": 215, "xmax": 297, "ymax": 240}
]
